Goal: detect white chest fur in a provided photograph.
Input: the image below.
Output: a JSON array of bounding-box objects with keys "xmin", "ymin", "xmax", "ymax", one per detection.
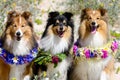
[
  {"xmin": 39, "ymin": 56, "xmax": 72, "ymax": 80},
  {"xmin": 9, "ymin": 64, "xmax": 27, "ymax": 80},
  {"xmin": 49, "ymin": 57, "xmax": 71, "ymax": 80},
  {"xmin": 81, "ymin": 32, "xmax": 105, "ymax": 48},
  {"xmin": 74, "ymin": 56, "xmax": 111, "ymax": 80},
  {"xmin": 40, "ymin": 35, "xmax": 69, "ymax": 54},
  {"xmin": 5, "ymin": 38, "xmax": 31, "ymax": 56}
]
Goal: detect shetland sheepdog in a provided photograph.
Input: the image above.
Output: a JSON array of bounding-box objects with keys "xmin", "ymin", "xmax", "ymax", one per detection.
[
  {"xmin": 33, "ymin": 11, "xmax": 74, "ymax": 80},
  {"xmin": 69, "ymin": 8, "xmax": 115, "ymax": 80},
  {"xmin": 0, "ymin": 11, "xmax": 37, "ymax": 80}
]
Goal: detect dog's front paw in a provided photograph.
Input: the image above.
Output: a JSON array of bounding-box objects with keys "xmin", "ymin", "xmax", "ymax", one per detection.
[
  {"xmin": 23, "ymin": 75, "xmax": 30, "ymax": 80},
  {"xmin": 43, "ymin": 78, "xmax": 49, "ymax": 80}
]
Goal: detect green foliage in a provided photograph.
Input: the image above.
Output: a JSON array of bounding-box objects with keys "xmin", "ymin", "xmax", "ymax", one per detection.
[
  {"xmin": 57, "ymin": 53, "xmax": 66, "ymax": 61},
  {"xmin": 116, "ymin": 67, "xmax": 120, "ymax": 74},
  {"xmin": 66, "ymin": 0, "xmax": 120, "ymax": 26},
  {"xmin": 111, "ymin": 31, "xmax": 120, "ymax": 39},
  {"xmin": 35, "ymin": 19, "xmax": 42, "ymax": 25},
  {"xmin": 34, "ymin": 49, "xmax": 66, "ymax": 68}
]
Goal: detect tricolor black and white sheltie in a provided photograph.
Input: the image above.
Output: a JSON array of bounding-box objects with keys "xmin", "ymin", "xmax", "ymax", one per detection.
[{"xmin": 33, "ymin": 11, "xmax": 74, "ymax": 80}]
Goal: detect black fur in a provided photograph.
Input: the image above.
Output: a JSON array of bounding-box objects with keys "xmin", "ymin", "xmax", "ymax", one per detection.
[{"xmin": 42, "ymin": 11, "xmax": 74, "ymax": 39}]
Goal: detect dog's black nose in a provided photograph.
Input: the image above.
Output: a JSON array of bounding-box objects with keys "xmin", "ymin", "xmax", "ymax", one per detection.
[
  {"xmin": 16, "ymin": 32, "xmax": 21, "ymax": 36},
  {"xmin": 92, "ymin": 22, "xmax": 96, "ymax": 25},
  {"xmin": 60, "ymin": 27, "xmax": 63, "ymax": 31}
]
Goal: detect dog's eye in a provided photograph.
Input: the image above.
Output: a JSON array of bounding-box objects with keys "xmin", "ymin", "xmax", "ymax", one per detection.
[
  {"xmin": 22, "ymin": 25, "xmax": 24, "ymax": 27},
  {"xmin": 63, "ymin": 22, "xmax": 66, "ymax": 25},
  {"xmin": 13, "ymin": 24, "xmax": 17, "ymax": 27},
  {"xmin": 56, "ymin": 22, "xmax": 59, "ymax": 25},
  {"xmin": 97, "ymin": 18, "xmax": 100, "ymax": 19},
  {"xmin": 22, "ymin": 24, "xmax": 26, "ymax": 27},
  {"xmin": 88, "ymin": 17, "xmax": 92, "ymax": 20}
]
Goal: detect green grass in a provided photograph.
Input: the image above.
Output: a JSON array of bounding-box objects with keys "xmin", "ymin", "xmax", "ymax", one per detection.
[{"xmin": 110, "ymin": 30, "xmax": 120, "ymax": 39}]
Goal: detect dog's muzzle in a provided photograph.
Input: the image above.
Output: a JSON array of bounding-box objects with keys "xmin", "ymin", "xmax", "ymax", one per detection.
[{"xmin": 15, "ymin": 30, "xmax": 23, "ymax": 41}]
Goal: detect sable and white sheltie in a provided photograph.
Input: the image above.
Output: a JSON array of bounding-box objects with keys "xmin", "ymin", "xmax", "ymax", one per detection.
[
  {"xmin": 33, "ymin": 11, "xmax": 74, "ymax": 80},
  {"xmin": 0, "ymin": 11, "xmax": 37, "ymax": 80},
  {"xmin": 69, "ymin": 8, "xmax": 115, "ymax": 80}
]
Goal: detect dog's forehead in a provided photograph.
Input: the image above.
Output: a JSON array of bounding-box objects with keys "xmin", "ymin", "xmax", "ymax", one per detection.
[
  {"xmin": 55, "ymin": 15, "xmax": 67, "ymax": 22},
  {"xmin": 87, "ymin": 10, "xmax": 101, "ymax": 16},
  {"xmin": 93, "ymin": 10, "xmax": 100, "ymax": 14},
  {"xmin": 13, "ymin": 15, "xmax": 26, "ymax": 24},
  {"xmin": 92, "ymin": 11, "xmax": 95, "ymax": 14}
]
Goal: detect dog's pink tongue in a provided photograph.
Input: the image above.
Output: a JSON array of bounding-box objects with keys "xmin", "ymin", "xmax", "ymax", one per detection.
[
  {"xmin": 91, "ymin": 26, "xmax": 96, "ymax": 34},
  {"xmin": 58, "ymin": 31, "xmax": 64, "ymax": 38},
  {"xmin": 91, "ymin": 29, "xmax": 96, "ymax": 34},
  {"xmin": 59, "ymin": 35, "xmax": 63, "ymax": 38}
]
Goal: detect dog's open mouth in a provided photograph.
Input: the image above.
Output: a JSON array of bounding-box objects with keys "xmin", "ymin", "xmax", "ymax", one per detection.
[
  {"xmin": 57, "ymin": 30, "xmax": 65, "ymax": 38},
  {"xmin": 16, "ymin": 36, "xmax": 22, "ymax": 41},
  {"xmin": 90, "ymin": 25, "xmax": 99, "ymax": 34}
]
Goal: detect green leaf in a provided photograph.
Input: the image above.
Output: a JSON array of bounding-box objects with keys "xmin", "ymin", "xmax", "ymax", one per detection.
[
  {"xmin": 57, "ymin": 54, "xmax": 66, "ymax": 61},
  {"xmin": 34, "ymin": 56, "xmax": 45, "ymax": 62},
  {"xmin": 35, "ymin": 19, "xmax": 42, "ymax": 25},
  {"xmin": 54, "ymin": 63, "xmax": 58, "ymax": 68},
  {"xmin": 116, "ymin": 67, "xmax": 120, "ymax": 74},
  {"xmin": 110, "ymin": 30, "xmax": 120, "ymax": 39}
]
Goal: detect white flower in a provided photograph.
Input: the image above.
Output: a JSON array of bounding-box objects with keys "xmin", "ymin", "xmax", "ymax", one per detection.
[
  {"xmin": 0, "ymin": 48, "xmax": 2, "ymax": 53},
  {"xmin": 12, "ymin": 57, "xmax": 18, "ymax": 63},
  {"xmin": 32, "ymin": 54, "xmax": 37, "ymax": 57}
]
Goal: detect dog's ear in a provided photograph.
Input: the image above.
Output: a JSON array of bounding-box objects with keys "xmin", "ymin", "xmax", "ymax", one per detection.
[
  {"xmin": 22, "ymin": 11, "xmax": 31, "ymax": 20},
  {"xmin": 6, "ymin": 11, "xmax": 18, "ymax": 28},
  {"xmin": 98, "ymin": 8, "xmax": 107, "ymax": 16},
  {"xmin": 48, "ymin": 11, "xmax": 59, "ymax": 18},
  {"xmin": 81, "ymin": 8, "xmax": 91, "ymax": 15},
  {"xmin": 81, "ymin": 8, "xmax": 91, "ymax": 22},
  {"xmin": 63, "ymin": 12, "xmax": 73, "ymax": 21},
  {"xmin": 22, "ymin": 11, "xmax": 33, "ymax": 27},
  {"xmin": 7, "ymin": 11, "xmax": 18, "ymax": 20},
  {"xmin": 98, "ymin": 8, "xmax": 108, "ymax": 22}
]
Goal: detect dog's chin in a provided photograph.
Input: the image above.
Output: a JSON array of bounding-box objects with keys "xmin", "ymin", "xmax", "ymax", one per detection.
[
  {"xmin": 16, "ymin": 36, "xmax": 22, "ymax": 41},
  {"xmin": 56, "ymin": 30, "xmax": 65, "ymax": 38}
]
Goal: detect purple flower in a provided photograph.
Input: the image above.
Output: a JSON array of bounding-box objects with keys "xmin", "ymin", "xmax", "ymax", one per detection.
[
  {"xmin": 101, "ymin": 50, "xmax": 108, "ymax": 58},
  {"xmin": 84, "ymin": 48, "xmax": 90, "ymax": 58},
  {"xmin": 76, "ymin": 50, "xmax": 80, "ymax": 57},
  {"xmin": 111, "ymin": 40, "xmax": 119, "ymax": 52},
  {"xmin": 73, "ymin": 45, "xmax": 78, "ymax": 55},
  {"xmin": 90, "ymin": 52, "xmax": 94, "ymax": 58},
  {"xmin": 52, "ymin": 56, "xmax": 59, "ymax": 64}
]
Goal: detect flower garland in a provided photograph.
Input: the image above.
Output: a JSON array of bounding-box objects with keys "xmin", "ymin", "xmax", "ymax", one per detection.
[
  {"xmin": 34, "ymin": 49, "xmax": 67, "ymax": 68},
  {"xmin": 34, "ymin": 50, "xmax": 66, "ymax": 80},
  {"xmin": 73, "ymin": 39, "xmax": 119, "ymax": 60},
  {"xmin": 0, "ymin": 41, "xmax": 38, "ymax": 65}
]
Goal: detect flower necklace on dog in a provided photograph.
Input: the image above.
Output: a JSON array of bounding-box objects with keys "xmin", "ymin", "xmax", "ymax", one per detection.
[
  {"xmin": 34, "ymin": 50, "xmax": 67, "ymax": 80},
  {"xmin": 0, "ymin": 41, "xmax": 38, "ymax": 65},
  {"xmin": 34, "ymin": 49, "xmax": 67, "ymax": 68},
  {"xmin": 73, "ymin": 39, "xmax": 119, "ymax": 60}
]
